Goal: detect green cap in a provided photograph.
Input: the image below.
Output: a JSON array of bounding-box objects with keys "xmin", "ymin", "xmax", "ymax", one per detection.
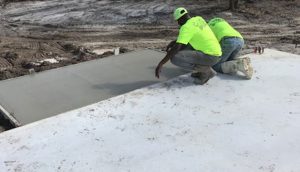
[{"xmin": 173, "ymin": 7, "xmax": 188, "ymax": 21}]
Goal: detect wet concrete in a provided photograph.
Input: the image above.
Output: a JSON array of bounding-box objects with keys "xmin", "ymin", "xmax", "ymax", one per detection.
[{"xmin": 0, "ymin": 49, "xmax": 186, "ymax": 126}]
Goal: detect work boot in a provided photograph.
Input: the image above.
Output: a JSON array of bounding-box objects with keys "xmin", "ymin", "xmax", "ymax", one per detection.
[
  {"xmin": 191, "ymin": 72, "xmax": 202, "ymax": 78},
  {"xmin": 221, "ymin": 57, "xmax": 253, "ymax": 79},
  {"xmin": 193, "ymin": 66, "xmax": 217, "ymax": 85}
]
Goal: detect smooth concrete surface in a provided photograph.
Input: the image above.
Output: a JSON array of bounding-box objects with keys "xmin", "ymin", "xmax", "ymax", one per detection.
[
  {"xmin": 0, "ymin": 49, "xmax": 300, "ymax": 172},
  {"xmin": 0, "ymin": 50, "xmax": 186, "ymax": 126}
]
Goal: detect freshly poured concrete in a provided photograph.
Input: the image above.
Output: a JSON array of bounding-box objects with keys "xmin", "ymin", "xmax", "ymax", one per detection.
[
  {"xmin": 0, "ymin": 50, "xmax": 186, "ymax": 126},
  {"xmin": 0, "ymin": 49, "xmax": 300, "ymax": 172}
]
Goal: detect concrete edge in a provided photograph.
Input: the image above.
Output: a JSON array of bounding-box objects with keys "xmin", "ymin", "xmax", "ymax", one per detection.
[
  {"xmin": 0, "ymin": 104, "xmax": 21, "ymax": 127},
  {"xmin": 0, "ymin": 49, "xmax": 165, "ymax": 83},
  {"xmin": 1, "ymin": 48, "xmax": 298, "ymax": 132},
  {"xmin": 0, "ymin": 49, "xmax": 166, "ymax": 127},
  {"xmin": 0, "ymin": 73, "xmax": 184, "ymax": 135}
]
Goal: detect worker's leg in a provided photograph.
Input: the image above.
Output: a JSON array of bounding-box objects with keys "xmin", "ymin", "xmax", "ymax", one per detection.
[
  {"xmin": 213, "ymin": 38, "xmax": 244, "ymax": 73},
  {"xmin": 212, "ymin": 38, "xmax": 252, "ymax": 79},
  {"xmin": 171, "ymin": 50, "xmax": 220, "ymax": 85},
  {"xmin": 221, "ymin": 57, "xmax": 253, "ymax": 79},
  {"xmin": 171, "ymin": 50, "xmax": 219, "ymax": 71},
  {"xmin": 228, "ymin": 38, "xmax": 244, "ymax": 61}
]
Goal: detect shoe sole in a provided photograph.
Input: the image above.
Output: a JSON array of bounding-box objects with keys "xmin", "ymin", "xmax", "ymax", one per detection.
[
  {"xmin": 191, "ymin": 72, "xmax": 202, "ymax": 78},
  {"xmin": 241, "ymin": 57, "xmax": 253, "ymax": 79}
]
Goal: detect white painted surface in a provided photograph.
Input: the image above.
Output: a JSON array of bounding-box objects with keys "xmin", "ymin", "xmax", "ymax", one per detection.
[{"xmin": 0, "ymin": 49, "xmax": 300, "ymax": 172}]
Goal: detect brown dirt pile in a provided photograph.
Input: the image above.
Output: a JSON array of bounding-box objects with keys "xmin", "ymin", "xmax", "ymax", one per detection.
[{"xmin": 0, "ymin": 0, "xmax": 299, "ymax": 78}]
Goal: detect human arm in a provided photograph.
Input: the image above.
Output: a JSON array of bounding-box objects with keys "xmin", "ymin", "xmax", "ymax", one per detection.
[
  {"xmin": 156, "ymin": 24, "xmax": 194, "ymax": 78},
  {"xmin": 166, "ymin": 40, "xmax": 176, "ymax": 52},
  {"xmin": 155, "ymin": 43, "xmax": 185, "ymax": 78}
]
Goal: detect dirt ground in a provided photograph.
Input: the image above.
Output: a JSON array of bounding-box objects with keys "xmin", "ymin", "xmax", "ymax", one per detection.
[{"xmin": 0, "ymin": 0, "xmax": 299, "ymax": 131}]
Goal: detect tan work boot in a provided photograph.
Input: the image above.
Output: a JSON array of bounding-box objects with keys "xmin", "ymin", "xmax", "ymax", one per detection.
[
  {"xmin": 193, "ymin": 66, "xmax": 217, "ymax": 85},
  {"xmin": 221, "ymin": 57, "xmax": 253, "ymax": 79}
]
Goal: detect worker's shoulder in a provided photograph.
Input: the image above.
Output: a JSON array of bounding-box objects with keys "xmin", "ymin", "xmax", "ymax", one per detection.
[
  {"xmin": 190, "ymin": 16, "xmax": 205, "ymax": 22},
  {"xmin": 185, "ymin": 16, "xmax": 206, "ymax": 26},
  {"xmin": 180, "ymin": 16, "xmax": 208, "ymax": 32},
  {"xmin": 208, "ymin": 17, "xmax": 226, "ymax": 26}
]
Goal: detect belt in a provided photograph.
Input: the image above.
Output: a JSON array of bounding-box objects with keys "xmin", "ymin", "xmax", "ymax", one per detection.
[{"xmin": 222, "ymin": 36, "xmax": 242, "ymax": 41}]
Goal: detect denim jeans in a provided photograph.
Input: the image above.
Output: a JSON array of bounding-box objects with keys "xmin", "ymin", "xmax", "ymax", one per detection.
[
  {"xmin": 170, "ymin": 45, "xmax": 220, "ymax": 71},
  {"xmin": 213, "ymin": 38, "xmax": 244, "ymax": 73}
]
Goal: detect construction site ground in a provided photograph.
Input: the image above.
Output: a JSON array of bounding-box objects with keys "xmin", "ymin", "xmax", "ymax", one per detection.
[
  {"xmin": 1, "ymin": 49, "xmax": 300, "ymax": 171},
  {"xmin": 0, "ymin": 0, "xmax": 299, "ymax": 131},
  {"xmin": 0, "ymin": 50, "xmax": 186, "ymax": 127}
]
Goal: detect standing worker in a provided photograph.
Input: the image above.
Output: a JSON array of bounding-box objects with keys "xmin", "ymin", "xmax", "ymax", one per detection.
[
  {"xmin": 208, "ymin": 18, "xmax": 253, "ymax": 79},
  {"xmin": 155, "ymin": 8, "xmax": 222, "ymax": 85}
]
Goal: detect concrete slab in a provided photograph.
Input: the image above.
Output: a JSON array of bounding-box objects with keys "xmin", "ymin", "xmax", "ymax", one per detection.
[
  {"xmin": 0, "ymin": 50, "xmax": 186, "ymax": 126},
  {"xmin": 0, "ymin": 49, "xmax": 300, "ymax": 171}
]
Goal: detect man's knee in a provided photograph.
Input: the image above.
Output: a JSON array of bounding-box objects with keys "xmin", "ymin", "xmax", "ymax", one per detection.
[
  {"xmin": 212, "ymin": 63, "xmax": 223, "ymax": 73},
  {"xmin": 170, "ymin": 53, "xmax": 182, "ymax": 66},
  {"xmin": 211, "ymin": 56, "xmax": 220, "ymax": 65}
]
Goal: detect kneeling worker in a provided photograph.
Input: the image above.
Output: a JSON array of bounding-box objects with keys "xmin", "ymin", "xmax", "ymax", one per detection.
[
  {"xmin": 208, "ymin": 18, "xmax": 253, "ymax": 79},
  {"xmin": 155, "ymin": 8, "xmax": 222, "ymax": 85}
]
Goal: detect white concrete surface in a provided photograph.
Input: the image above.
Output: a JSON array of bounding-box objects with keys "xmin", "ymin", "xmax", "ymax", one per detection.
[{"xmin": 0, "ymin": 49, "xmax": 300, "ymax": 172}]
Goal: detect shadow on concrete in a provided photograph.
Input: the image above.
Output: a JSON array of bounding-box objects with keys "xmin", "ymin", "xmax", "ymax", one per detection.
[
  {"xmin": 92, "ymin": 67, "xmax": 188, "ymax": 95},
  {"xmin": 92, "ymin": 80, "xmax": 158, "ymax": 95},
  {"xmin": 0, "ymin": 114, "xmax": 14, "ymax": 132},
  {"xmin": 148, "ymin": 66, "xmax": 188, "ymax": 79},
  {"xmin": 217, "ymin": 73, "xmax": 248, "ymax": 81}
]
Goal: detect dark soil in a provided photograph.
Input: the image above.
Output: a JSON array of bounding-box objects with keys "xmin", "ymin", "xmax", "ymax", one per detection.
[{"xmin": 0, "ymin": 41, "xmax": 128, "ymax": 80}]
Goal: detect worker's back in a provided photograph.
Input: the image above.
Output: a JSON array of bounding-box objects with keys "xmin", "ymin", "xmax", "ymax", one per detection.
[
  {"xmin": 177, "ymin": 16, "xmax": 222, "ymax": 57},
  {"xmin": 208, "ymin": 18, "xmax": 243, "ymax": 42}
]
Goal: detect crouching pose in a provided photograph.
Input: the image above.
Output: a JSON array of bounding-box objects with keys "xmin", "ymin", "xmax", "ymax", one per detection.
[
  {"xmin": 208, "ymin": 18, "xmax": 253, "ymax": 79},
  {"xmin": 155, "ymin": 8, "xmax": 222, "ymax": 85}
]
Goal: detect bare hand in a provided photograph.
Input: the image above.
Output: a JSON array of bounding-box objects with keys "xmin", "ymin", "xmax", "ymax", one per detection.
[{"xmin": 155, "ymin": 64, "xmax": 162, "ymax": 78}]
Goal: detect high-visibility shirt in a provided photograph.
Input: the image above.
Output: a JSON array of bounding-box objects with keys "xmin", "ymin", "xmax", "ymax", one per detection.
[
  {"xmin": 208, "ymin": 18, "xmax": 243, "ymax": 42},
  {"xmin": 176, "ymin": 16, "xmax": 222, "ymax": 57}
]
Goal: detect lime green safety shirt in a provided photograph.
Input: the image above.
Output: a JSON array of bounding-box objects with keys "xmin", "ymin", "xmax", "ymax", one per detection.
[
  {"xmin": 176, "ymin": 16, "xmax": 222, "ymax": 57},
  {"xmin": 208, "ymin": 18, "xmax": 243, "ymax": 42}
]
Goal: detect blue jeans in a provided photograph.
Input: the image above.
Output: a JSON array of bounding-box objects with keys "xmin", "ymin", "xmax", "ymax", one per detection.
[{"xmin": 213, "ymin": 38, "xmax": 244, "ymax": 73}]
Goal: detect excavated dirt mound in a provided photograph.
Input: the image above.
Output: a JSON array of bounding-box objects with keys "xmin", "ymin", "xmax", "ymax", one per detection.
[
  {"xmin": 0, "ymin": 40, "xmax": 121, "ymax": 80},
  {"xmin": 0, "ymin": 0, "xmax": 299, "ymax": 81}
]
